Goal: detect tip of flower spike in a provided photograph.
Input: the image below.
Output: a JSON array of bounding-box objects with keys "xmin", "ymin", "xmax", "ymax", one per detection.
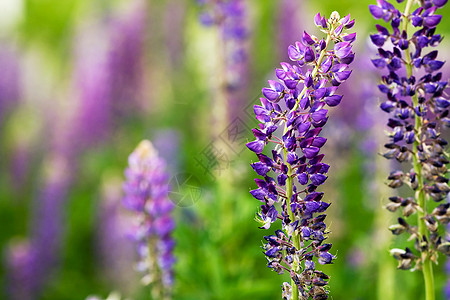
[
  {"xmin": 133, "ymin": 140, "xmax": 157, "ymax": 160},
  {"xmin": 330, "ymin": 11, "xmax": 340, "ymax": 23}
]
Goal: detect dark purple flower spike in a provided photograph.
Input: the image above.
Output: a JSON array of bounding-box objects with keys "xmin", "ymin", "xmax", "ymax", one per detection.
[
  {"xmin": 370, "ymin": 0, "xmax": 449, "ymax": 298},
  {"xmin": 247, "ymin": 11, "xmax": 355, "ymax": 300}
]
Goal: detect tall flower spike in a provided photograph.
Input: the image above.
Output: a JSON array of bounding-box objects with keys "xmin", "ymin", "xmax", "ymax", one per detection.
[
  {"xmin": 198, "ymin": 0, "xmax": 247, "ymax": 84},
  {"xmin": 198, "ymin": 0, "xmax": 249, "ymax": 123},
  {"xmin": 247, "ymin": 12, "xmax": 355, "ymax": 300},
  {"xmin": 370, "ymin": 0, "xmax": 449, "ymax": 299},
  {"xmin": 123, "ymin": 140, "xmax": 175, "ymax": 300}
]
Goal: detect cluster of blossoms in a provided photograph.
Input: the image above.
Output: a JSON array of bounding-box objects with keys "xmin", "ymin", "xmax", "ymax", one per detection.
[
  {"xmin": 247, "ymin": 12, "xmax": 355, "ymax": 300},
  {"xmin": 198, "ymin": 0, "xmax": 247, "ymax": 89},
  {"xmin": 370, "ymin": 0, "xmax": 450, "ymax": 272},
  {"xmin": 123, "ymin": 140, "xmax": 175, "ymax": 300}
]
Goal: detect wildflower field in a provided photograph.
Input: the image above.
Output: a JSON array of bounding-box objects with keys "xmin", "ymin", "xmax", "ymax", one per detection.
[{"xmin": 1, "ymin": 0, "xmax": 450, "ymax": 299}]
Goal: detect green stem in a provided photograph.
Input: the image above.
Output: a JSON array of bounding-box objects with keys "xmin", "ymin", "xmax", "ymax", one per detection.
[
  {"xmin": 402, "ymin": 1, "xmax": 435, "ymax": 299},
  {"xmin": 149, "ymin": 236, "xmax": 164, "ymax": 300},
  {"xmin": 285, "ymin": 166, "xmax": 299, "ymax": 299}
]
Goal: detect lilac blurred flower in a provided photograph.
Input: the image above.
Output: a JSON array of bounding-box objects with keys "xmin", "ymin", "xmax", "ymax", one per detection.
[
  {"xmin": 247, "ymin": 12, "xmax": 355, "ymax": 299},
  {"xmin": 72, "ymin": 22, "xmax": 112, "ymax": 150},
  {"xmin": 276, "ymin": 0, "xmax": 307, "ymax": 61},
  {"xmin": 10, "ymin": 155, "xmax": 71, "ymax": 300},
  {"xmin": 10, "ymin": 146, "xmax": 30, "ymax": 192},
  {"xmin": 163, "ymin": 0, "xmax": 187, "ymax": 68},
  {"xmin": 123, "ymin": 140, "xmax": 175, "ymax": 299},
  {"xmin": 0, "ymin": 44, "xmax": 21, "ymax": 126},
  {"xmin": 153, "ymin": 129, "xmax": 181, "ymax": 175},
  {"xmin": 108, "ymin": 0, "xmax": 147, "ymax": 117},
  {"xmin": 96, "ymin": 175, "xmax": 137, "ymax": 294},
  {"xmin": 198, "ymin": 0, "xmax": 249, "ymax": 120},
  {"xmin": 5, "ymin": 240, "xmax": 34, "ymax": 300},
  {"xmin": 31, "ymin": 156, "xmax": 71, "ymax": 284},
  {"xmin": 72, "ymin": 0, "xmax": 147, "ymax": 150}
]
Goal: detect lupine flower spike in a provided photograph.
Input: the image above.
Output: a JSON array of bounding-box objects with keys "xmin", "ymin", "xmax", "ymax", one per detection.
[
  {"xmin": 198, "ymin": 0, "xmax": 249, "ymax": 130},
  {"xmin": 370, "ymin": 0, "xmax": 450, "ymax": 299},
  {"xmin": 247, "ymin": 12, "xmax": 355, "ymax": 300},
  {"xmin": 198, "ymin": 0, "xmax": 247, "ymax": 91},
  {"xmin": 123, "ymin": 140, "xmax": 175, "ymax": 300}
]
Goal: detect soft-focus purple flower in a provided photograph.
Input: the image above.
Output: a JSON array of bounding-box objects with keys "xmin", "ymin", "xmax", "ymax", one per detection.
[
  {"xmin": 72, "ymin": 0, "xmax": 147, "ymax": 150},
  {"xmin": 0, "ymin": 44, "xmax": 21, "ymax": 126},
  {"xmin": 108, "ymin": 0, "xmax": 147, "ymax": 116},
  {"xmin": 96, "ymin": 176, "xmax": 137, "ymax": 293},
  {"xmin": 9, "ymin": 143, "xmax": 31, "ymax": 193},
  {"xmin": 7, "ymin": 3, "xmax": 148, "ymax": 299},
  {"xmin": 276, "ymin": 0, "xmax": 306, "ymax": 61},
  {"xmin": 123, "ymin": 140, "xmax": 175, "ymax": 297},
  {"xmin": 72, "ymin": 23, "xmax": 112, "ymax": 150},
  {"xmin": 5, "ymin": 240, "xmax": 34, "ymax": 300},
  {"xmin": 248, "ymin": 12, "xmax": 355, "ymax": 299},
  {"xmin": 153, "ymin": 129, "xmax": 181, "ymax": 175},
  {"xmin": 163, "ymin": 0, "xmax": 187, "ymax": 68},
  {"xmin": 24, "ymin": 155, "xmax": 71, "ymax": 299},
  {"xmin": 198, "ymin": 0, "xmax": 249, "ymax": 121}
]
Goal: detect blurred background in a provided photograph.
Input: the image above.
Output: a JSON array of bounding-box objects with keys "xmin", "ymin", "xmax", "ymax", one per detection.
[{"xmin": 0, "ymin": 0, "xmax": 449, "ymax": 299}]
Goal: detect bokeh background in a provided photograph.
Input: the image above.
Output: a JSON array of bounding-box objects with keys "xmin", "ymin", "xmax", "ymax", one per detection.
[{"xmin": 0, "ymin": 0, "xmax": 449, "ymax": 299}]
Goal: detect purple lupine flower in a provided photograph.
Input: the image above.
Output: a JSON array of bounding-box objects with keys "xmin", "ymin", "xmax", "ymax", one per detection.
[
  {"xmin": 5, "ymin": 240, "xmax": 34, "ymax": 300},
  {"xmin": 370, "ymin": 0, "xmax": 450, "ymax": 274},
  {"xmin": 0, "ymin": 44, "xmax": 21, "ymax": 126},
  {"xmin": 9, "ymin": 140, "xmax": 33, "ymax": 194},
  {"xmin": 72, "ymin": 0, "xmax": 147, "ymax": 150},
  {"xmin": 23, "ymin": 155, "xmax": 71, "ymax": 299},
  {"xmin": 247, "ymin": 12, "xmax": 355, "ymax": 299},
  {"xmin": 153, "ymin": 129, "xmax": 181, "ymax": 176},
  {"xmin": 108, "ymin": 0, "xmax": 147, "ymax": 116},
  {"xmin": 123, "ymin": 140, "xmax": 175, "ymax": 299},
  {"xmin": 72, "ymin": 22, "xmax": 112, "ymax": 150},
  {"xmin": 198, "ymin": 0, "xmax": 249, "ymax": 120},
  {"xmin": 163, "ymin": 0, "xmax": 187, "ymax": 68}
]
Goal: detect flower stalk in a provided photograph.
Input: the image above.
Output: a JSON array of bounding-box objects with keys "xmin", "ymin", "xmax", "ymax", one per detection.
[
  {"xmin": 402, "ymin": 1, "xmax": 435, "ymax": 297},
  {"xmin": 370, "ymin": 0, "xmax": 450, "ymax": 298},
  {"xmin": 247, "ymin": 11, "xmax": 355, "ymax": 299}
]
